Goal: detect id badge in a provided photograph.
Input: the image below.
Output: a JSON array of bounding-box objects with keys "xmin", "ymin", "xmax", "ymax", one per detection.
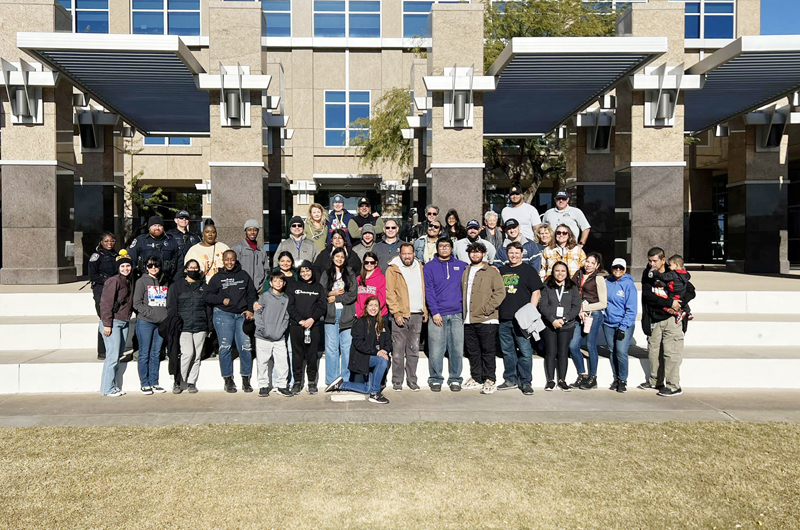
[{"xmin": 556, "ymin": 307, "xmax": 564, "ymax": 318}]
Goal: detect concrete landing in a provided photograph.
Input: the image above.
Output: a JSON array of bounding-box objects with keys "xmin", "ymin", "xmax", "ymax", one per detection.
[{"xmin": 0, "ymin": 389, "xmax": 798, "ymax": 427}]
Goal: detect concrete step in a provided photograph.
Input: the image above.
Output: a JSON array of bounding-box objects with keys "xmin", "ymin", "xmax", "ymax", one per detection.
[
  {"xmin": 2, "ymin": 348, "xmax": 799, "ymax": 394},
  {"xmin": 0, "ymin": 292, "xmax": 97, "ymax": 317}
]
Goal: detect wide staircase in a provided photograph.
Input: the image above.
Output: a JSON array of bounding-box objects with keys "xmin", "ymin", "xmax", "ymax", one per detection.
[{"xmin": 1, "ymin": 275, "xmax": 799, "ymax": 393}]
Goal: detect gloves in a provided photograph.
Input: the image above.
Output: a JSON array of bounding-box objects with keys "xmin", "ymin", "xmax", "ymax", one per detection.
[{"xmin": 614, "ymin": 328, "xmax": 625, "ymax": 342}]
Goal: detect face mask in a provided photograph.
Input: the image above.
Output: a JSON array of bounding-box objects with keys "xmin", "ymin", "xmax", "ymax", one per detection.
[{"xmin": 187, "ymin": 270, "xmax": 203, "ymax": 281}]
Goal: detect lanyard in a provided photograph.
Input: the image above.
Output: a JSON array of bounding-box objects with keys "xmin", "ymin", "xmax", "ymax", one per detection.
[
  {"xmin": 294, "ymin": 236, "xmax": 304, "ymax": 253},
  {"xmin": 555, "ymin": 284, "xmax": 565, "ymax": 304}
]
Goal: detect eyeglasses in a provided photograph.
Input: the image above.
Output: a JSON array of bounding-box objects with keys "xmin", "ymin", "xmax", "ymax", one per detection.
[
  {"xmin": 385, "ymin": 226, "xmax": 398, "ymax": 230},
  {"xmin": 555, "ymin": 231, "xmax": 569, "ymax": 236},
  {"xmin": 364, "ymin": 260, "xmax": 377, "ymax": 265},
  {"xmin": 146, "ymin": 264, "xmax": 160, "ymax": 269},
  {"xmin": 290, "ymin": 224, "xmax": 303, "ymax": 228}
]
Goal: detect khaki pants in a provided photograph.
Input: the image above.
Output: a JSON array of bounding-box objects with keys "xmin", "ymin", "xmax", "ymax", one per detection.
[{"xmin": 647, "ymin": 317, "xmax": 684, "ymax": 391}]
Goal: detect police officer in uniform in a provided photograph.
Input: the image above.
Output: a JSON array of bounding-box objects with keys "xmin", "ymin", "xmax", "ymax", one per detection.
[
  {"xmin": 128, "ymin": 216, "xmax": 180, "ymax": 282},
  {"xmin": 88, "ymin": 232, "xmax": 118, "ymax": 359},
  {"xmin": 166, "ymin": 210, "xmax": 201, "ymax": 280}
]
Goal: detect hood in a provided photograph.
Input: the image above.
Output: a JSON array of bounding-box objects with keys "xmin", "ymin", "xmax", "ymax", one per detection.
[
  {"xmin": 221, "ymin": 262, "xmax": 242, "ymax": 275},
  {"xmin": 296, "ymin": 260, "xmax": 318, "ymax": 284},
  {"xmin": 610, "ymin": 273, "xmax": 634, "ymax": 286},
  {"xmin": 389, "ymin": 255, "xmax": 419, "ymax": 271}
]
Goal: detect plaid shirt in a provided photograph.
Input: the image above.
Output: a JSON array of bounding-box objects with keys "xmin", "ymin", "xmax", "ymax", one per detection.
[{"xmin": 542, "ymin": 245, "xmax": 586, "ymax": 280}]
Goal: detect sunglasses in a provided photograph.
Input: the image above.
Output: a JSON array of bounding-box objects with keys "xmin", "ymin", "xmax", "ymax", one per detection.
[
  {"xmin": 385, "ymin": 226, "xmax": 398, "ymax": 230},
  {"xmin": 555, "ymin": 231, "xmax": 569, "ymax": 236},
  {"xmin": 364, "ymin": 260, "xmax": 377, "ymax": 265},
  {"xmin": 612, "ymin": 265, "xmax": 625, "ymax": 271},
  {"xmin": 428, "ymin": 224, "xmax": 441, "ymax": 229},
  {"xmin": 290, "ymin": 223, "xmax": 303, "ymax": 228},
  {"xmin": 146, "ymin": 264, "xmax": 160, "ymax": 269},
  {"xmin": 556, "ymin": 198, "xmax": 568, "ymax": 201},
  {"xmin": 426, "ymin": 212, "xmax": 437, "ymax": 216}
]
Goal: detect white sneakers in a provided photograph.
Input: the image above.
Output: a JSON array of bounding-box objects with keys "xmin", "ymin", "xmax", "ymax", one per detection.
[
  {"xmin": 480, "ymin": 380, "xmax": 497, "ymax": 395},
  {"xmin": 463, "ymin": 378, "xmax": 482, "ymax": 390}
]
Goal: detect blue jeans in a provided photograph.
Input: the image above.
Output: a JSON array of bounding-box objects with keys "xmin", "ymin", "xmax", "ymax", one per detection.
[
  {"xmin": 341, "ymin": 355, "xmax": 388, "ymax": 394},
  {"xmin": 498, "ymin": 320, "xmax": 534, "ymax": 386},
  {"xmin": 136, "ymin": 319, "xmax": 163, "ymax": 387},
  {"xmin": 213, "ymin": 308, "xmax": 253, "ymax": 377},
  {"xmin": 324, "ymin": 308, "xmax": 352, "ymax": 384},
  {"xmin": 603, "ymin": 324, "xmax": 633, "ymax": 383},
  {"xmin": 569, "ymin": 310, "xmax": 605, "ymax": 376},
  {"xmin": 99, "ymin": 319, "xmax": 129, "ymax": 395},
  {"xmin": 426, "ymin": 313, "xmax": 464, "ymax": 385}
]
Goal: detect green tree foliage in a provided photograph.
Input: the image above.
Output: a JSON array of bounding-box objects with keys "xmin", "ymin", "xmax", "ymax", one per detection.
[
  {"xmin": 351, "ymin": 87, "xmax": 414, "ymax": 173},
  {"xmin": 123, "ymin": 142, "xmax": 173, "ymax": 238}
]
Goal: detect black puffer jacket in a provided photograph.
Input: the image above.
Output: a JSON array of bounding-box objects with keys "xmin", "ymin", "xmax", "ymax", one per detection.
[{"xmin": 167, "ymin": 277, "xmax": 211, "ymax": 333}]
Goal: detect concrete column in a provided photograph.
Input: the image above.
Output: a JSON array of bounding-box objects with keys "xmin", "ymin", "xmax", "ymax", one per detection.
[
  {"xmin": 725, "ymin": 118, "xmax": 789, "ymax": 274},
  {"xmin": 207, "ymin": 1, "xmax": 265, "ymax": 246},
  {"xmin": 614, "ymin": 0, "xmax": 686, "ymax": 278},
  {"xmin": 0, "ymin": 0, "xmax": 77, "ymax": 284},
  {"xmin": 574, "ymin": 127, "xmax": 616, "ymax": 264},
  {"xmin": 426, "ymin": 3, "xmax": 484, "ymax": 224}
]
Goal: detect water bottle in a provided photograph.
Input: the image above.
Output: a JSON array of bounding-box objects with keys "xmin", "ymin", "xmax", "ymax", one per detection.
[{"xmin": 304, "ymin": 328, "xmax": 311, "ymax": 344}]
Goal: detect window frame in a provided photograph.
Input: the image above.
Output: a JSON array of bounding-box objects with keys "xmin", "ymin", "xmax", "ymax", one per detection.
[
  {"xmin": 313, "ymin": 0, "xmax": 381, "ymax": 39},
  {"xmin": 130, "ymin": 0, "xmax": 202, "ymax": 37},
  {"xmin": 324, "ymin": 90, "xmax": 371, "ymax": 148},
  {"xmin": 402, "ymin": 0, "xmax": 461, "ymax": 39},
  {"xmin": 58, "ymin": 0, "xmax": 110, "ymax": 34},
  {"xmin": 143, "ymin": 136, "xmax": 193, "ymax": 146},
  {"xmin": 673, "ymin": 0, "xmax": 736, "ymax": 40},
  {"xmin": 262, "ymin": 0, "xmax": 292, "ymax": 37}
]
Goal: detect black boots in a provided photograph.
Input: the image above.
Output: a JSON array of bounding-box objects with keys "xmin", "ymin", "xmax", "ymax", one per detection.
[
  {"xmin": 223, "ymin": 376, "xmax": 237, "ymax": 393},
  {"xmin": 241, "ymin": 376, "xmax": 253, "ymax": 393}
]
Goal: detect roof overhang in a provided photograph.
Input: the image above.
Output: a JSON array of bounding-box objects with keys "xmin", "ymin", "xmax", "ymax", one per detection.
[
  {"xmin": 18, "ymin": 32, "xmax": 210, "ymax": 135},
  {"xmin": 483, "ymin": 37, "xmax": 668, "ymax": 138},
  {"xmin": 685, "ymin": 35, "xmax": 800, "ymax": 134}
]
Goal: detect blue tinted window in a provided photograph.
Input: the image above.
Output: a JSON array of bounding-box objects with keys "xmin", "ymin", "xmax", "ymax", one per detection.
[
  {"xmin": 315, "ymin": 13, "xmax": 345, "ymax": 36},
  {"xmin": 350, "ymin": 104, "xmax": 370, "ymax": 123},
  {"xmin": 168, "ymin": 12, "xmax": 200, "ymax": 35},
  {"xmin": 705, "ymin": 3, "xmax": 733, "ymax": 14},
  {"xmin": 315, "ymin": 1, "xmax": 345, "ymax": 10},
  {"xmin": 262, "ymin": 0, "xmax": 290, "ymax": 10},
  {"xmin": 144, "ymin": 137, "xmax": 166, "ymax": 145},
  {"xmin": 704, "ymin": 15, "xmax": 733, "ymax": 38},
  {"xmin": 133, "ymin": 12, "xmax": 165, "ymax": 34},
  {"xmin": 350, "ymin": 1, "xmax": 379, "ymax": 11},
  {"xmin": 404, "ymin": 1, "xmax": 432, "ymax": 12},
  {"xmin": 685, "ymin": 15, "xmax": 700, "ymax": 39},
  {"xmin": 350, "ymin": 91, "xmax": 370, "ymax": 103},
  {"xmin": 350, "ymin": 14, "xmax": 379, "ymax": 37},
  {"xmin": 349, "ymin": 129, "xmax": 369, "ymax": 143},
  {"xmin": 403, "ymin": 15, "xmax": 429, "ymax": 38},
  {"xmin": 76, "ymin": 0, "xmax": 107, "ymax": 8},
  {"xmin": 685, "ymin": 2, "xmax": 700, "ymax": 14},
  {"xmin": 169, "ymin": 0, "xmax": 198, "ymax": 8},
  {"xmin": 58, "ymin": 0, "xmax": 71, "ymax": 9},
  {"xmin": 169, "ymin": 137, "xmax": 191, "ymax": 145},
  {"xmin": 326, "ymin": 91, "xmax": 346, "ymax": 102},
  {"xmin": 133, "ymin": 0, "xmax": 162, "ymax": 8},
  {"xmin": 326, "ymin": 104, "xmax": 346, "ymax": 128},
  {"xmin": 264, "ymin": 13, "xmax": 291, "ymax": 36},
  {"xmin": 76, "ymin": 11, "xmax": 109, "ymax": 33},
  {"xmin": 325, "ymin": 91, "xmax": 370, "ymax": 147},
  {"xmin": 325, "ymin": 130, "xmax": 346, "ymax": 146}
]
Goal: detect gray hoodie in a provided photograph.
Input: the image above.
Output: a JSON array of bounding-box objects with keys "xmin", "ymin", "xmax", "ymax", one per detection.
[
  {"xmin": 132, "ymin": 274, "xmax": 169, "ymax": 324},
  {"xmin": 254, "ymin": 289, "xmax": 290, "ymax": 341},
  {"xmin": 231, "ymin": 239, "xmax": 269, "ymax": 292}
]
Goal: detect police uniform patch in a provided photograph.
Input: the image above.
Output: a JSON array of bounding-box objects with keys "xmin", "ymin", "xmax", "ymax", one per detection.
[
  {"xmin": 89, "ymin": 253, "xmax": 100, "ymax": 262},
  {"xmin": 130, "ymin": 238, "xmax": 137, "ymax": 248}
]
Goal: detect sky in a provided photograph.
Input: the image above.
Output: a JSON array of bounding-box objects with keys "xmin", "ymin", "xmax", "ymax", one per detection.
[{"xmin": 761, "ymin": 0, "xmax": 800, "ymax": 35}]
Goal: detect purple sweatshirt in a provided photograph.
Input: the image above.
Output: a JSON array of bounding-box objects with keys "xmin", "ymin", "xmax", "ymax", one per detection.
[{"xmin": 423, "ymin": 254, "xmax": 468, "ymax": 317}]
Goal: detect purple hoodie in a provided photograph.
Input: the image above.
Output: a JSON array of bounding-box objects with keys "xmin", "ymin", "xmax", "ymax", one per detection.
[{"xmin": 423, "ymin": 254, "xmax": 468, "ymax": 317}]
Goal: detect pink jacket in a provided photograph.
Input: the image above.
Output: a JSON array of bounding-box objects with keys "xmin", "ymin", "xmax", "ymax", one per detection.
[{"xmin": 356, "ymin": 269, "xmax": 388, "ymax": 318}]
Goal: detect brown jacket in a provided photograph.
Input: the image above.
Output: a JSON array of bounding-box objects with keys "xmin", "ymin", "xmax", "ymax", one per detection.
[
  {"xmin": 100, "ymin": 274, "xmax": 134, "ymax": 327},
  {"xmin": 461, "ymin": 262, "xmax": 506, "ymax": 324},
  {"xmin": 385, "ymin": 257, "xmax": 428, "ymax": 319}
]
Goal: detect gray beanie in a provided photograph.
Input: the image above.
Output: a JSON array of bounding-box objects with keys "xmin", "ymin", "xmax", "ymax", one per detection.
[{"xmin": 244, "ymin": 219, "xmax": 260, "ymax": 230}]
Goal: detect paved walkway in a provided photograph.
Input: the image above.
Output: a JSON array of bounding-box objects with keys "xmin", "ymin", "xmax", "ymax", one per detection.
[{"xmin": 1, "ymin": 388, "xmax": 798, "ymax": 427}]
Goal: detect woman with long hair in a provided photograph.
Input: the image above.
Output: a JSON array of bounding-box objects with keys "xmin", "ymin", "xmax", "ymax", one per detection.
[
  {"xmin": 132, "ymin": 255, "xmax": 170, "ymax": 394},
  {"xmin": 314, "ymin": 228, "xmax": 362, "ymax": 273},
  {"xmin": 542, "ymin": 223, "xmax": 586, "ymax": 279},
  {"xmin": 539, "ymin": 261, "xmax": 582, "ymax": 391},
  {"xmin": 98, "ymin": 250, "xmax": 135, "ymax": 397},
  {"xmin": 304, "ymin": 202, "xmax": 329, "ymax": 253},
  {"xmin": 325, "ymin": 295, "xmax": 391, "ymax": 404},
  {"xmin": 356, "ymin": 251, "xmax": 387, "ymax": 318},
  {"xmin": 568, "ymin": 252, "xmax": 608, "ymax": 390},
  {"xmin": 89, "ymin": 231, "xmax": 118, "ymax": 360},
  {"xmin": 445, "ymin": 209, "xmax": 467, "ymax": 241},
  {"xmin": 319, "ymin": 246, "xmax": 358, "ymax": 385}
]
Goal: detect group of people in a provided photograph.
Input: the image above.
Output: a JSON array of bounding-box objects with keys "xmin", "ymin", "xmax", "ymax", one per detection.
[{"xmin": 92, "ymin": 189, "xmax": 693, "ymax": 403}]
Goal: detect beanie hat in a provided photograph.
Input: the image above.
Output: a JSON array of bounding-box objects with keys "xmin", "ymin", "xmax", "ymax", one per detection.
[
  {"xmin": 115, "ymin": 249, "xmax": 133, "ymax": 271},
  {"xmin": 147, "ymin": 216, "xmax": 164, "ymax": 229},
  {"xmin": 244, "ymin": 219, "xmax": 260, "ymax": 230}
]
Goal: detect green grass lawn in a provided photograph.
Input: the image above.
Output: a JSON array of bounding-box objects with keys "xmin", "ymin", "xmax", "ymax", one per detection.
[{"xmin": 1, "ymin": 422, "xmax": 798, "ymax": 529}]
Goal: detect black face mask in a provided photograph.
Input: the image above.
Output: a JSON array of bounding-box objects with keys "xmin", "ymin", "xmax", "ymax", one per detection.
[{"xmin": 187, "ymin": 270, "xmax": 203, "ymax": 281}]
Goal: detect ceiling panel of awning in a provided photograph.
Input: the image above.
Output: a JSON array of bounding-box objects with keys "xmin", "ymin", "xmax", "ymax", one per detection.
[
  {"xmin": 18, "ymin": 33, "xmax": 209, "ymax": 135},
  {"xmin": 684, "ymin": 36, "xmax": 800, "ymax": 133},
  {"xmin": 483, "ymin": 37, "xmax": 668, "ymax": 137}
]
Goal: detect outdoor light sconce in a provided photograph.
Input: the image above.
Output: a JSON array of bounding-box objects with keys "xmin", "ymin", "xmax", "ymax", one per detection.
[
  {"xmin": 0, "ymin": 58, "xmax": 58, "ymax": 125},
  {"xmin": 630, "ymin": 63, "xmax": 703, "ymax": 128},
  {"xmin": 196, "ymin": 63, "xmax": 271, "ymax": 127},
  {"xmin": 715, "ymin": 124, "xmax": 729, "ymax": 138},
  {"xmin": 74, "ymin": 106, "xmax": 119, "ymax": 153},
  {"xmin": 423, "ymin": 64, "xmax": 496, "ymax": 128},
  {"xmin": 745, "ymin": 104, "xmax": 800, "ymax": 152},
  {"xmin": 573, "ymin": 105, "xmax": 616, "ymax": 154}
]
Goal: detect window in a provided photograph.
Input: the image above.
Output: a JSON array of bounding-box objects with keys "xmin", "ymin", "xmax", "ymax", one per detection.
[
  {"xmin": 325, "ymin": 91, "xmax": 370, "ymax": 147},
  {"xmin": 681, "ymin": 0, "xmax": 735, "ymax": 40},
  {"xmin": 582, "ymin": 0, "xmax": 646, "ymax": 15},
  {"xmin": 314, "ymin": 0, "xmax": 380, "ymax": 38},
  {"xmin": 262, "ymin": 0, "xmax": 291, "ymax": 36},
  {"xmin": 132, "ymin": 0, "xmax": 201, "ymax": 36},
  {"xmin": 403, "ymin": 0, "xmax": 468, "ymax": 39},
  {"xmin": 58, "ymin": 0, "xmax": 109, "ymax": 33},
  {"xmin": 144, "ymin": 137, "xmax": 192, "ymax": 145}
]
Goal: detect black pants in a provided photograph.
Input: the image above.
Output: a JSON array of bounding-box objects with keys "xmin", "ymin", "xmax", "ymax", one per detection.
[
  {"xmin": 464, "ymin": 323, "xmax": 498, "ymax": 384},
  {"xmin": 92, "ymin": 285, "xmax": 106, "ymax": 356},
  {"xmin": 289, "ymin": 324, "xmax": 320, "ymax": 386},
  {"xmin": 542, "ymin": 325, "xmax": 572, "ymax": 382}
]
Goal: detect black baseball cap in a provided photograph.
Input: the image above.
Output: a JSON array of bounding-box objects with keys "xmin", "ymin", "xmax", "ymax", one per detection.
[
  {"xmin": 466, "ymin": 219, "xmax": 481, "ymax": 230},
  {"xmin": 555, "ymin": 190, "xmax": 570, "ymax": 200},
  {"xmin": 358, "ymin": 197, "xmax": 370, "ymax": 207},
  {"xmin": 503, "ymin": 218, "xmax": 520, "ymax": 229},
  {"xmin": 509, "ymin": 186, "xmax": 523, "ymax": 195},
  {"xmin": 175, "ymin": 210, "xmax": 190, "ymax": 219}
]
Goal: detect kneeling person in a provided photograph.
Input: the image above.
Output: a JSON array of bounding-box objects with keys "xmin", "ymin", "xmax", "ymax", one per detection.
[
  {"xmin": 254, "ymin": 271, "xmax": 293, "ymax": 397},
  {"xmin": 326, "ymin": 296, "xmax": 391, "ymax": 404}
]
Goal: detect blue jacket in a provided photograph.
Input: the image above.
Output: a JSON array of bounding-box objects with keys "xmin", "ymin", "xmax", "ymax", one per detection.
[
  {"xmin": 327, "ymin": 210, "xmax": 356, "ymax": 244},
  {"xmin": 603, "ymin": 274, "xmax": 638, "ymax": 330},
  {"xmin": 492, "ymin": 236, "xmax": 543, "ymax": 272},
  {"xmin": 423, "ymin": 254, "xmax": 467, "ymax": 317}
]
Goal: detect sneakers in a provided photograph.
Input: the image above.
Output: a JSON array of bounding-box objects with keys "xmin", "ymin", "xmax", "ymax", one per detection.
[
  {"xmin": 544, "ymin": 381, "xmax": 556, "ymax": 391},
  {"xmin": 290, "ymin": 383, "xmax": 302, "ymax": 395},
  {"xmin": 675, "ymin": 310, "xmax": 686, "ymax": 324},
  {"xmin": 241, "ymin": 376, "xmax": 253, "ymax": 393},
  {"xmin": 557, "ymin": 380, "xmax": 571, "ymax": 392},
  {"xmin": 521, "ymin": 384, "xmax": 534, "ymax": 396},
  {"xmin": 480, "ymin": 380, "xmax": 497, "ymax": 395},
  {"xmin": 617, "ymin": 381, "xmax": 628, "ymax": 393},
  {"xmin": 463, "ymin": 378, "xmax": 482, "ymax": 390},
  {"xmin": 187, "ymin": 384, "xmax": 198, "ymax": 394},
  {"xmin": 151, "ymin": 385, "xmax": 167, "ymax": 394},
  {"xmin": 408, "ymin": 382, "xmax": 421, "ymax": 392},
  {"xmin": 657, "ymin": 387, "xmax": 682, "ymax": 397},
  {"xmin": 579, "ymin": 375, "xmax": 598, "ymax": 390},
  {"xmin": 276, "ymin": 387, "xmax": 294, "ymax": 397},
  {"xmin": 392, "ymin": 383, "xmax": 403, "ymax": 392},
  {"xmin": 369, "ymin": 393, "xmax": 390, "ymax": 404},
  {"xmin": 119, "ymin": 353, "xmax": 133, "ymax": 363},
  {"xmin": 325, "ymin": 377, "xmax": 344, "ymax": 393},
  {"xmin": 106, "ymin": 389, "xmax": 125, "ymax": 397},
  {"xmin": 259, "ymin": 387, "xmax": 270, "ymax": 397},
  {"xmin": 223, "ymin": 376, "xmax": 237, "ymax": 393},
  {"xmin": 430, "ymin": 383, "xmax": 442, "ymax": 392},
  {"xmin": 637, "ymin": 381, "xmax": 656, "ymax": 390},
  {"xmin": 569, "ymin": 375, "xmax": 587, "ymax": 389},
  {"xmin": 172, "ymin": 384, "xmax": 183, "ymax": 394},
  {"xmin": 609, "ymin": 380, "xmax": 619, "ymax": 391},
  {"xmin": 140, "ymin": 386, "xmax": 153, "ymax": 395},
  {"xmin": 497, "ymin": 381, "xmax": 518, "ymax": 391},
  {"xmin": 308, "ymin": 384, "xmax": 318, "ymax": 395},
  {"xmin": 449, "ymin": 382, "xmax": 462, "ymax": 392}
]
